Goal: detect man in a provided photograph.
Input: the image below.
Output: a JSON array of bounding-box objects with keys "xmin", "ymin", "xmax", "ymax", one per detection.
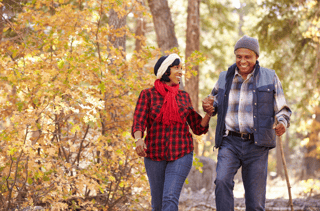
[{"xmin": 203, "ymin": 35, "xmax": 291, "ymax": 211}]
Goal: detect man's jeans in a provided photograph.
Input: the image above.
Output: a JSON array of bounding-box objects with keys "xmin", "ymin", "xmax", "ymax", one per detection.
[
  {"xmin": 215, "ymin": 135, "xmax": 269, "ymax": 211},
  {"xmin": 144, "ymin": 152, "xmax": 193, "ymax": 211}
]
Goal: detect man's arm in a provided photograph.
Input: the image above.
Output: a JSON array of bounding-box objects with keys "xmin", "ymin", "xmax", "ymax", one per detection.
[{"xmin": 273, "ymin": 74, "xmax": 292, "ymax": 136}]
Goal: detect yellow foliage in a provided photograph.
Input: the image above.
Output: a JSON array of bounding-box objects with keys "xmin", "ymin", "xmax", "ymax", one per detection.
[
  {"xmin": 300, "ymin": 179, "xmax": 320, "ymax": 196},
  {"xmin": 302, "ymin": 1, "xmax": 320, "ymax": 43},
  {"xmin": 0, "ymin": 0, "xmax": 154, "ymax": 209}
]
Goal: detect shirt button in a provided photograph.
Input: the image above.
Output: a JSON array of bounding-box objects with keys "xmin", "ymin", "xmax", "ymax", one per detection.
[
  {"xmin": 253, "ymin": 90, "xmax": 255, "ymax": 92},
  {"xmin": 255, "ymin": 103, "xmax": 257, "ymax": 105},
  {"xmin": 254, "ymin": 116, "xmax": 256, "ymax": 118},
  {"xmin": 268, "ymin": 89, "xmax": 270, "ymax": 91},
  {"xmin": 255, "ymin": 142, "xmax": 257, "ymax": 144}
]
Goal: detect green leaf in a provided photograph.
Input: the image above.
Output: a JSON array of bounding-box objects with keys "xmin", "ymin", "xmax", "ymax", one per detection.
[
  {"xmin": 58, "ymin": 60, "xmax": 65, "ymax": 69},
  {"xmin": 43, "ymin": 176, "xmax": 50, "ymax": 181},
  {"xmin": 28, "ymin": 178, "xmax": 33, "ymax": 185}
]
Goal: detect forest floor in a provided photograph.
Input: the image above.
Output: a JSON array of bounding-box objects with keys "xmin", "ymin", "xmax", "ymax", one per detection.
[{"xmin": 179, "ymin": 176, "xmax": 320, "ymax": 211}]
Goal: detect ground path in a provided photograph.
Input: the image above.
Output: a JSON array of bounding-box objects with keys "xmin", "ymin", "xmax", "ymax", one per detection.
[{"xmin": 179, "ymin": 177, "xmax": 320, "ymax": 211}]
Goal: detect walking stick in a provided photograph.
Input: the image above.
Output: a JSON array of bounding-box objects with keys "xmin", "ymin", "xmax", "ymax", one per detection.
[{"xmin": 278, "ymin": 135, "xmax": 294, "ymax": 211}]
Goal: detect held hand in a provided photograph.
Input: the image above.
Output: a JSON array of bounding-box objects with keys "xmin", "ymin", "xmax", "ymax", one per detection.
[
  {"xmin": 135, "ymin": 139, "xmax": 147, "ymax": 157},
  {"xmin": 202, "ymin": 96, "xmax": 215, "ymax": 114},
  {"xmin": 274, "ymin": 123, "xmax": 286, "ymax": 137},
  {"xmin": 205, "ymin": 106, "xmax": 215, "ymax": 116}
]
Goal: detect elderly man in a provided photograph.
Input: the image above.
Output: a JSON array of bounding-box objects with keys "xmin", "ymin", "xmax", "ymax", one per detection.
[{"xmin": 203, "ymin": 35, "xmax": 292, "ymax": 211}]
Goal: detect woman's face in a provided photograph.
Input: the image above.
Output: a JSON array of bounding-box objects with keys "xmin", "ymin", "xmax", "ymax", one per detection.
[{"xmin": 168, "ymin": 64, "xmax": 182, "ymax": 85}]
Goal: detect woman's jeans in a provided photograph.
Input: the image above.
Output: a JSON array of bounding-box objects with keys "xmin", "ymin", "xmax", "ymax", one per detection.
[
  {"xmin": 215, "ymin": 136, "xmax": 269, "ymax": 211},
  {"xmin": 144, "ymin": 152, "xmax": 193, "ymax": 211}
]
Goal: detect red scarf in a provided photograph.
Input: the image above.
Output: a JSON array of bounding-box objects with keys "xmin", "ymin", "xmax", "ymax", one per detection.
[{"xmin": 154, "ymin": 79, "xmax": 184, "ymax": 125}]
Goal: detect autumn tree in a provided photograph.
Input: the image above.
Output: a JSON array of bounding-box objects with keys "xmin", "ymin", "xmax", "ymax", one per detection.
[{"xmin": 0, "ymin": 0, "xmax": 155, "ymax": 210}]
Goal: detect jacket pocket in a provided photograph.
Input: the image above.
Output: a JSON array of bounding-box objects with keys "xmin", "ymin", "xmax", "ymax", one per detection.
[
  {"xmin": 257, "ymin": 85, "xmax": 274, "ymax": 116},
  {"xmin": 257, "ymin": 85, "xmax": 274, "ymax": 103}
]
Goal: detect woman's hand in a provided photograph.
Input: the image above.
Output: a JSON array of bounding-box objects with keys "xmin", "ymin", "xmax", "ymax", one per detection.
[
  {"xmin": 202, "ymin": 96, "xmax": 215, "ymax": 116},
  {"xmin": 135, "ymin": 139, "xmax": 147, "ymax": 157}
]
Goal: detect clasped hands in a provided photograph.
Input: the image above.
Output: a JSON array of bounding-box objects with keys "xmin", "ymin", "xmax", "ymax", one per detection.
[{"xmin": 202, "ymin": 95, "xmax": 215, "ymax": 116}]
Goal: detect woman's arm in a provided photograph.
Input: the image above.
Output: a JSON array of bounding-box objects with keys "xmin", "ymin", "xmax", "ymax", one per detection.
[
  {"xmin": 200, "ymin": 113, "xmax": 213, "ymax": 127},
  {"xmin": 186, "ymin": 93, "xmax": 211, "ymax": 135},
  {"xmin": 131, "ymin": 90, "xmax": 149, "ymax": 138},
  {"xmin": 134, "ymin": 131, "xmax": 142, "ymax": 139},
  {"xmin": 132, "ymin": 90, "xmax": 149, "ymax": 157}
]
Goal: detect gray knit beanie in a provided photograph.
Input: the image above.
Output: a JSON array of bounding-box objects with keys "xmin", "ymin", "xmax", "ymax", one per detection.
[{"xmin": 234, "ymin": 35, "xmax": 260, "ymax": 56}]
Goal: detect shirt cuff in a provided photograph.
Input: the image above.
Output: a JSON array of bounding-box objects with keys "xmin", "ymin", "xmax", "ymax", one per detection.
[{"xmin": 278, "ymin": 119, "xmax": 287, "ymax": 128}]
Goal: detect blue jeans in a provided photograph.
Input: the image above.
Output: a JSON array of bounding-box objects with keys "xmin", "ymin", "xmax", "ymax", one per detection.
[
  {"xmin": 215, "ymin": 136, "xmax": 269, "ymax": 211},
  {"xmin": 144, "ymin": 152, "xmax": 193, "ymax": 211}
]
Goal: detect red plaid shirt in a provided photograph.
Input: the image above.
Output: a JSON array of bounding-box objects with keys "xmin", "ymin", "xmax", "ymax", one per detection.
[{"xmin": 132, "ymin": 87, "xmax": 209, "ymax": 161}]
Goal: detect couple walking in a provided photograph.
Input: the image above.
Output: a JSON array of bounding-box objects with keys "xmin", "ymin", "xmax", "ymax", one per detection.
[{"xmin": 131, "ymin": 35, "xmax": 292, "ymax": 211}]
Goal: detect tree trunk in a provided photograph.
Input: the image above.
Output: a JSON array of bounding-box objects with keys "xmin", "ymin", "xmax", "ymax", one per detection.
[
  {"xmin": 304, "ymin": 106, "xmax": 320, "ymax": 178},
  {"xmin": 101, "ymin": 8, "xmax": 127, "ymax": 137},
  {"xmin": 185, "ymin": 0, "xmax": 200, "ymax": 155},
  {"xmin": 238, "ymin": 1, "xmax": 244, "ymax": 36},
  {"xmin": 147, "ymin": 0, "xmax": 178, "ymax": 52},
  {"xmin": 135, "ymin": 0, "xmax": 146, "ymax": 52},
  {"xmin": 0, "ymin": 8, "xmax": 4, "ymax": 41},
  {"xmin": 109, "ymin": 9, "xmax": 126, "ymax": 52}
]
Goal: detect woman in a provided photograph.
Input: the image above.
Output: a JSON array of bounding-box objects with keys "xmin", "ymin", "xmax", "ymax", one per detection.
[{"xmin": 132, "ymin": 53, "xmax": 213, "ymax": 211}]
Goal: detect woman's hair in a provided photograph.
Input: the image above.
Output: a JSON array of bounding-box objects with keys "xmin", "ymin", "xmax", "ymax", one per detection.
[{"xmin": 159, "ymin": 58, "xmax": 180, "ymax": 82}]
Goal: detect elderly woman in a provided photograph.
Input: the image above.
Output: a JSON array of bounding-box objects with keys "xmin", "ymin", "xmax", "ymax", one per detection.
[{"xmin": 132, "ymin": 54, "xmax": 213, "ymax": 211}]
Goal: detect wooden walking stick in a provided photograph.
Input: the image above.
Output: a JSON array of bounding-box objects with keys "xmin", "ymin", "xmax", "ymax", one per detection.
[{"xmin": 278, "ymin": 135, "xmax": 294, "ymax": 211}]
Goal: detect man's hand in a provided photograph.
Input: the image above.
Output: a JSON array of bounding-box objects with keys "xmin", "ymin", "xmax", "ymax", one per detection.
[
  {"xmin": 202, "ymin": 96, "xmax": 215, "ymax": 115},
  {"xmin": 274, "ymin": 123, "xmax": 286, "ymax": 137},
  {"xmin": 135, "ymin": 139, "xmax": 147, "ymax": 157}
]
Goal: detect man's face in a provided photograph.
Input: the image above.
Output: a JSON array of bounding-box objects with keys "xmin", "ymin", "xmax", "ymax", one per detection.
[{"xmin": 235, "ymin": 48, "xmax": 259, "ymax": 76}]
